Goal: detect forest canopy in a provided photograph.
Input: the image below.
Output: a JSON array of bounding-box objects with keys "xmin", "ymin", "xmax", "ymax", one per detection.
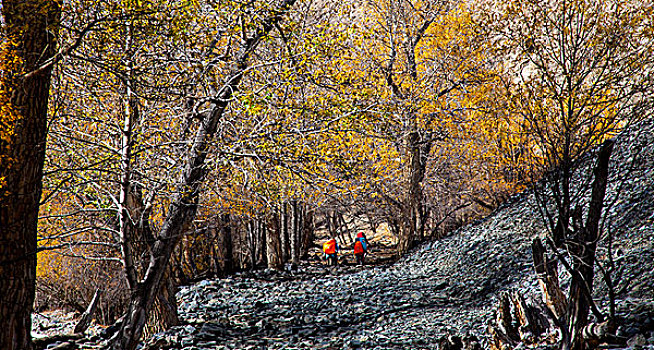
[{"xmin": 38, "ymin": 0, "xmax": 532, "ymax": 309}]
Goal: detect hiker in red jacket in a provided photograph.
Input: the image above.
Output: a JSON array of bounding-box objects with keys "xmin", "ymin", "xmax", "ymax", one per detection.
[
  {"xmin": 323, "ymin": 238, "xmax": 339, "ymax": 266},
  {"xmin": 353, "ymin": 232, "xmax": 369, "ymax": 265}
]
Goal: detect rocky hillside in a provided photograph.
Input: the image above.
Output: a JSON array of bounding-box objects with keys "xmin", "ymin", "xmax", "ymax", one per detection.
[
  {"xmin": 33, "ymin": 119, "xmax": 654, "ymax": 349},
  {"xmin": 132, "ymin": 118, "xmax": 654, "ymax": 350}
]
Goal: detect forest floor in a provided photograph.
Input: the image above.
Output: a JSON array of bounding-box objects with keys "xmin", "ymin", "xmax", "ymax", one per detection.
[
  {"xmin": 139, "ymin": 187, "xmax": 653, "ymax": 350},
  {"xmin": 309, "ymin": 226, "xmax": 401, "ymax": 268},
  {"xmin": 32, "ymin": 120, "xmax": 654, "ymax": 349}
]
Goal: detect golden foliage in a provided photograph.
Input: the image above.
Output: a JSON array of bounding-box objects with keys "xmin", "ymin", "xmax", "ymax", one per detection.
[
  {"xmin": 36, "ymin": 0, "xmax": 653, "ymax": 293},
  {"xmin": 0, "ymin": 38, "xmax": 22, "ymax": 192}
]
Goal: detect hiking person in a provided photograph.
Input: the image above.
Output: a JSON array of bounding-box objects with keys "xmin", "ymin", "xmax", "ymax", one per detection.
[
  {"xmin": 353, "ymin": 231, "xmax": 369, "ymax": 265},
  {"xmin": 323, "ymin": 237, "xmax": 339, "ymax": 266}
]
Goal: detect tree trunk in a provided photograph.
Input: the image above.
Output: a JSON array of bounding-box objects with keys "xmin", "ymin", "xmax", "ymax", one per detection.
[
  {"xmin": 301, "ymin": 205, "xmax": 314, "ymax": 259},
  {"xmin": 326, "ymin": 210, "xmax": 336, "ymax": 238},
  {"xmin": 290, "ymin": 200, "xmax": 300, "ymax": 263},
  {"xmin": 563, "ymin": 140, "xmax": 614, "ymax": 350},
  {"xmin": 366, "ymin": 212, "xmax": 378, "ymax": 237},
  {"xmin": 289, "ymin": 201, "xmax": 296, "ymax": 264},
  {"xmin": 144, "ymin": 267, "xmax": 179, "ymax": 338},
  {"xmin": 214, "ymin": 214, "xmax": 234, "ymax": 276},
  {"xmin": 336, "ymin": 212, "xmax": 351, "ymax": 245},
  {"xmin": 247, "ymin": 220, "xmax": 256, "ymax": 269},
  {"xmin": 399, "ymin": 130, "xmax": 430, "ymax": 254},
  {"xmin": 118, "ymin": 19, "xmax": 140, "ymax": 291},
  {"xmin": 267, "ymin": 213, "xmax": 283, "ymax": 270},
  {"xmin": 532, "ymin": 238, "xmax": 567, "ymax": 320},
  {"xmin": 280, "ymin": 202, "xmax": 290, "ymax": 263},
  {"xmin": 0, "ymin": 1, "xmax": 61, "ymax": 349},
  {"xmin": 125, "ymin": 186, "xmax": 179, "ymax": 338},
  {"xmin": 117, "ymin": 16, "xmax": 180, "ymax": 337},
  {"xmin": 110, "ymin": 194, "xmax": 199, "ymax": 350},
  {"xmin": 257, "ymin": 218, "xmax": 267, "ymax": 267},
  {"xmin": 74, "ymin": 289, "xmax": 102, "ymax": 334}
]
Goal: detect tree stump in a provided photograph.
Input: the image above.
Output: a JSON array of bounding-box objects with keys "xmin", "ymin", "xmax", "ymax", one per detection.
[{"xmin": 532, "ymin": 238, "xmax": 567, "ymax": 320}]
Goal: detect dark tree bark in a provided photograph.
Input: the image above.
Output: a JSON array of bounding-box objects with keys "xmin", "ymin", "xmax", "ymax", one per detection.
[
  {"xmin": 209, "ymin": 215, "xmax": 235, "ymax": 277},
  {"xmin": 290, "ymin": 200, "xmax": 300, "ymax": 263},
  {"xmin": 532, "ymin": 238, "xmax": 567, "ymax": 320},
  {"xmin": 74, "ymin": 289, "xmax": 103, "ymax": 334},
  {"xmin": 267, "ymin": 213, "xmax": 283, "ymax": 269},
  {"xmin": 326, "ymin": 210, "xmax": 337, "ymax": 239},
  {"xmin": 247, "ymin": 220, "xmax": 257, "ymax": 269},
  {"xmin": 0, "ymin": 1, "xmax": 61, "ymax": 349},
  {"xmin": 124, "ymin": 166, "xmax": 179, "ymax": 339},
  {"xmin": 336, "ymin": 211, "xmax": 351, "ymax": 245},
  {"xmin": 301, "ymin": 205, "xmax": 314, "ymax": 259},
  {"xmin": 526, "ymin": 141, "xmax": 615, "ymax": 350},
  {"xmin": 144, "ymin": 267, "xmax": 179, "ymax": 337},
  {"xmin": 257, "ymin": 218, "xmax": 267, "ymax": 267},
  {"xmin": 218, "ymin": 214, "xmax": 234, "ymax": 275},
  {"xmin": 563, "ymin": 140, "xmax": 614, "ymax": 350},
  {"xmin": 280, "ymin": 202, "xmax": 290, "ymax": 263}
]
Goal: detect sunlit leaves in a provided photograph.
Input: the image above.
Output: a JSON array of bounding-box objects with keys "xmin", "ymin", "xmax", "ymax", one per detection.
[
  {"xmin": 0, "ymin": 40, "xmax": 21, "ymax": 192},
  {"xmin": 484, "ymin": 0, "xmax": 654, "ymax": 174},
  {"xmin": 37, "ymin": 0, "xmax": 653, "ymax": 289}
]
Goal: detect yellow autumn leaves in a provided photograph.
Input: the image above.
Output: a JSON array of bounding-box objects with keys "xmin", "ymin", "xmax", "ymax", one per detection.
[{"xmin": 32, "ymin": 0, "xmax": 654, "ymax": 288}]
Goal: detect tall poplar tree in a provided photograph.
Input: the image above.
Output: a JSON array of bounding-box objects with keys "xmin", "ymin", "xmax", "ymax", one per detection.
[{"xmin": 0, "ymin": 0, "xmax": 61, "ymax": 349}]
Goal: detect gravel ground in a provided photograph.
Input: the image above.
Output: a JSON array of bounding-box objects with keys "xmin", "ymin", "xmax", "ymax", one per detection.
[
  {"xmin": 143, "ymin": 118, "xmax": 654, "ymax": 350},
  {"xmin": 33, "ymin": 122, "xmax": 654, "ymax": 350}
]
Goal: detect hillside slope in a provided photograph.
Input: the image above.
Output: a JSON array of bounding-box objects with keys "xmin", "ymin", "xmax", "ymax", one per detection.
[{"xmin": 141, "ymin": 120, "xmax": 654, "ymax": 349}]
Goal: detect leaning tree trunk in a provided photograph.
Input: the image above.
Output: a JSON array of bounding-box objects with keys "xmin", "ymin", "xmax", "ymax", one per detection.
[
  {"xmin": 337, "ymin": 211, "xmax": 352, "ymax": 246},
  {"xmin": 146, "ymin": 268, "xmax": 179, "ymax": 337},
  {"xmin": 124, "ymin": 187, "xmax": 179, "ymax": 338},
  {"xmin": 0, "ymin": 2, "xmax": 60, "ymax": 349},
  {"xmin": 109, "ymin": 2, "xmax": 298, "ymax": 348},
  {"xmin": 118, "ymin": 44, "xmax": 179, "ymax": 335}
]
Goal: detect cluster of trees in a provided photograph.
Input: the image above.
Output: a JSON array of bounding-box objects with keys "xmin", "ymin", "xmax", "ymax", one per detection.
[
  {"xmin": 483, "ymin": 1, "xmax": 654, "ymax": 348},
  {"xmin": 1, "ymin": 0, "xmax": 652, "ymax": 349}
]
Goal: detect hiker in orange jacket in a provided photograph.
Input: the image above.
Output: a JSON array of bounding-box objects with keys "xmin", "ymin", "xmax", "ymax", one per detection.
[
  {"xmin": 353, "ymin": 232, "xmax": 369, "ymax": 265},
  {"xmin": 323, "ymin": 238, "xmax": 339, "ymax": 266}
]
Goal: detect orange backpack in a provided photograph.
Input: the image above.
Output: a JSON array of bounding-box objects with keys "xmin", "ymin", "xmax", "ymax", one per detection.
[
  {"xmin": 323, "ymin": 239, "xmax": 337, "ymax": 254},
  {"xmin": 353, "ymin": 240, "xmax": 364, "ymax": 255}
]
